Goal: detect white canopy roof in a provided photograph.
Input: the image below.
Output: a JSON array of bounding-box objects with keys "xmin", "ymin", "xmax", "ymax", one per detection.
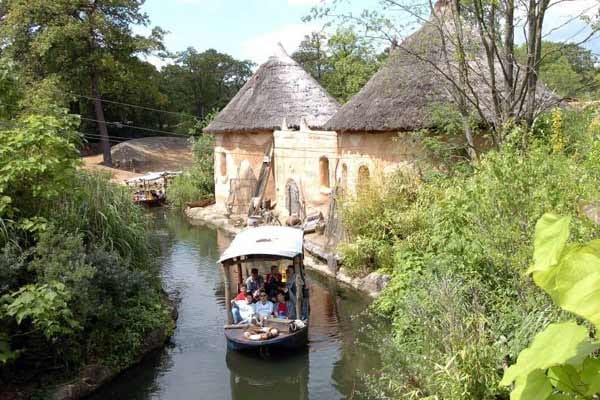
[{"xmin": 218, "ymin": 226, "xmax": 304, "ymax": 264}]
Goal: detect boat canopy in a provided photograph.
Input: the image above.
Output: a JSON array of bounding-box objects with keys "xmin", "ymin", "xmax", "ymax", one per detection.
[{"xmin": 219, "ymin": 226, "xmax": 304, "ymax": 264}]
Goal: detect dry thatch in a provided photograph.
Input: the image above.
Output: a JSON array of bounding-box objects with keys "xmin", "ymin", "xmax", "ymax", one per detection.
[
  {"xmin": 204, "ymin": 44, "xmax": 340, "ymax": 134},
  {"xmin": 324, "ymin": 7, "xmax": 558, "ymax": 133}
]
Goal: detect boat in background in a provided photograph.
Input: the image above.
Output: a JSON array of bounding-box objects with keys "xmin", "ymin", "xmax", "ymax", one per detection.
[{"xmin": 125, "ymin": 171, "xmax": 181, "ymax": 206}]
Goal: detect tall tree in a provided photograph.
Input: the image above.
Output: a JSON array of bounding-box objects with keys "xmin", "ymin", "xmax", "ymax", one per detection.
[
  {"xmin": 292, "ymin": 32, "xmax": 329, "ymax": 82},
  {"xmin": 0, "ymin": 0, "xmax": 164, "ymax": 166},
  {"xmin": 160, "ymin": 48, "xmax": 254, "ymax": 119},
  {"xmin": 292, "ymin": 28, "xmax": 383, "ymax": 103}
]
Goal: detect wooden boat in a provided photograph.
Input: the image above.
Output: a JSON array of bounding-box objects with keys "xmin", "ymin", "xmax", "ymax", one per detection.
[
  {"xmin": 224, "ymin": 319, "xmax": 308, "ymax": 352},
  {"xmin": 219, "ymin": 226, "xmax": 309, "ymax": 353},
  {"xmin": 125, "ymin": 171, "xmax": 180, "ymax": 206}
]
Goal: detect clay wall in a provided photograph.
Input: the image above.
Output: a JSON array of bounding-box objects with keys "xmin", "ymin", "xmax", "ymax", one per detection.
[
  {"xmin": 273, "ymin": 129, "xmax": 338, "ymax": 219},
  {"xmin": 214, "ymin": 131, "xmax": 275, "ymax": 215}
]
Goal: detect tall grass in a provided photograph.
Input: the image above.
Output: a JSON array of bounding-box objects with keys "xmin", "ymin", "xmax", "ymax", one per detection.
[{"xmin": 54, "ymin": 172, "xmax": 156, "ymax": 269}]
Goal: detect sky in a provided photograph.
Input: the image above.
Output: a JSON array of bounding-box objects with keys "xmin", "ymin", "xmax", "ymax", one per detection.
[{"xmin": 138, "ymin": 0, "xmax": 600, "ymax": 68}]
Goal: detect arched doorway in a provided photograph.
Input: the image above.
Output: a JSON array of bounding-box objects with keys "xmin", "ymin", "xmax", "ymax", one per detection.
[
  {"xmin": 319, "ymin": 156, "xmax": 330, "ymax": 189},
  {"xmin": 285, "ymin": 179, "xmax": 301, "ymax": 217}
]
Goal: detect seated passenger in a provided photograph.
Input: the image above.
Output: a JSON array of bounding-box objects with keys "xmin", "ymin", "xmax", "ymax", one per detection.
[
  {"xmin": 275, "ymin": 291, "xmax": 295, "ymax": 319},
  {"xmin": 265, "ymin": 268, "xmax": 282, "ymax": 300},
  {"xmin": 230, "ymin": 292, "xmax": 255, "ymax": 324},
  {"xmin": 245, "ymin": 268, "xmax": 264, "ymax": 295},
  {"xmin": 265, "ymin": 265, "xmax": 282, "ymax": 284},
  {"xmin": 235, "ymin": 283, "xmax": 248, "ymax": 300},
  {"xmin": 254, "ymin": 289, "xmax": 274, "ymax": 321}
]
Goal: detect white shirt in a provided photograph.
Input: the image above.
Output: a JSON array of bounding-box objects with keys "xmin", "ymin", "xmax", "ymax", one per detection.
[
  {"xmin": 234, "ymin": 300, "xmax": 256, "ymax": 321},
  {"xmin": 255, "ymin": 300, "xmax": 274, "ymax": 319}
]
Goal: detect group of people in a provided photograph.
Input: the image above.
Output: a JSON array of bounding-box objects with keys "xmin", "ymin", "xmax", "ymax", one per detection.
[{"xmin": 230, "ymin": 265, "xmax": 297, "ymax": 324}]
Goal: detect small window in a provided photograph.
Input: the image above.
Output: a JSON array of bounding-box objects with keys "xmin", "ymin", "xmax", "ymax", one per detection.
[
  {"xmin": 358, "ymin": 165, "xmax": 370, "ymax": 190},
  {"xmin": 219, "ymin": 152, "xmax": 227, "ymax": 177},
  {"xmin": 319, "ymin": 156, "xmax": 330, "ymax": 189}
]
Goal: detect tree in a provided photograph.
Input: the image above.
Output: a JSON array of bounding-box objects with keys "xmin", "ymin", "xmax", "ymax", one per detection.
[
  {"xmin": 292, "ymin": 32, "xmax": 329, "ymax": 82},
  {"xmin": 0, "ymin": 0, "xmax": 164, "ymax": 166},
  {"xmin": 292, "ymin": 28, "xmax": 383, "ymax": 103},
  {"xmin": 160, "ymin": 48, "xmax": 254, "ymax": 119},
  {"xmin": 307, "ymin": 0, "xmax": 600, "ymax": 151}
]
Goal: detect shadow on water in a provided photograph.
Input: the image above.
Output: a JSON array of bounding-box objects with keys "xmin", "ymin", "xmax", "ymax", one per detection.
[{"xmin": 88, "ymin": 211, "xmax": 384, "ymax": 400}]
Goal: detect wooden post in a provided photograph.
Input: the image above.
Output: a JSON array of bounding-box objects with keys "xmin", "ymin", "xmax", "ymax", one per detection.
[
  {"xmin": 222, "ymin": 263, "xmax": 233, "ymax": 324},
  {"xmin": 295, "ymin": 256, "xmax": 304, "ymax": 320},
  {"xmin": 237, "ymin": 262, "xmax": 243, "ymax": 286}
]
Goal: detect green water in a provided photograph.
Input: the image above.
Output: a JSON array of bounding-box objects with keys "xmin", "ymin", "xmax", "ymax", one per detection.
[{"xmin": 88, "ymin": 212, "xmax": 383, "ymax": 400}]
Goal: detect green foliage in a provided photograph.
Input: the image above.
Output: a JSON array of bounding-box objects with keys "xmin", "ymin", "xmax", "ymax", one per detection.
[
  {"xmin": 516, "ymin": 41, "xmax": 599, "ymax": 98},
  {"xmin": 0, "ymin": 111, "xmax": 81, "ymax": 221},
  {"xmin": 3, "ymin": 282, "xmax": 81, "ymax": 340},
  {"xmin": 350, "ymin": 109, "xmax": 600, "ymax": 399},
  {"xmin": 88, "ymin": 293, "xmax": 173, "ymax": 369},
  {"xmin": 339, "ymin": 171, "xmax": 421, "ymax": 276},
  {"xmin": 161, "ymin": 48, "xmax": 254, "ymax": 119},
  {"xmin": 168, "ymin": 132, "xmax": 215, "ymax": 209},
  {"xmin": 501, "ymin": 214, "xmax": 600, "ymax": 399},
  {"xmin": 292, "ymin": 27, "xmax": 383, "ymax": 103}
]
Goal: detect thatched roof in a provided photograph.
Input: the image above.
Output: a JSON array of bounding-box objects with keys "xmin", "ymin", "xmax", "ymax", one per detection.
[
  {"xmin": 205, "ymin": 44, "xmax": 340, "ymax": 134},
  {"xmin": 324, "ymin": 5, "xmax": 558, "ymax": 133}
]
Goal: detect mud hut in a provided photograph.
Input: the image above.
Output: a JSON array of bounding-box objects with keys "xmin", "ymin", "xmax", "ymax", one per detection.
[{"xmin": 205, "ymin": 44, "xmax": 339, "ymax": 216}]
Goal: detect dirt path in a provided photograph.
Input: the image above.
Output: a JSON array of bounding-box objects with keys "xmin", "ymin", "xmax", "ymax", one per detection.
[{"xmin": 81, "ymin": 136, "xmax": 194, "ymax": 184}]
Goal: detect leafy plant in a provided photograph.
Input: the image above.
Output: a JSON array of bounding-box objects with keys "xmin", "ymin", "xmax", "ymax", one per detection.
[
  {"xmin": 500, "ymin": 214, "xmax": 600, "ymax": 399},
  {"xmin": 2, "ymin": 282, "xmax": 81, "ymax": 340}
]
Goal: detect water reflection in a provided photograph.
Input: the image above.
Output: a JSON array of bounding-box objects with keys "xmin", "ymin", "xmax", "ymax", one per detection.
[{"xmin": 88, "ymin": 212, "xmax": 382, "ymax": 400}]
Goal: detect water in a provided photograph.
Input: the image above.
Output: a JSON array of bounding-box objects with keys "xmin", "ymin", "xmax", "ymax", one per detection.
[{"xmin": 89, "ymin": 213, "xmax": 382, "ymax": 400}]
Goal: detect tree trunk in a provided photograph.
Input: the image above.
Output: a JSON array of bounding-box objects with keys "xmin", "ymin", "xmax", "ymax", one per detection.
[
  {"xmin": 91, "ymin": 71, "xmax": 112, "ymax": 166},
  {"xmin": 503, "ymin": 0, "xmax": 515, "ymax": 120}
]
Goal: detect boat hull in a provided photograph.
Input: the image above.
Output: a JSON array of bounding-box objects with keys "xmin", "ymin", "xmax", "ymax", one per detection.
[{"xmin": 225, "ymin": 326, "xmax": 308, "ymax": 352}]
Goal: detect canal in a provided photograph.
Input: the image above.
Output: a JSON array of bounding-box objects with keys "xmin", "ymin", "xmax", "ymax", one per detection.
[{"xmin": 89, "ymin": 213, "xmax": 382, "ymax": 400}]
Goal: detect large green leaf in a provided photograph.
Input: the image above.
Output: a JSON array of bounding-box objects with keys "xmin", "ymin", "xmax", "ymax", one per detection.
[
  {"xmin": 547, "ymin": 365, "xmax": 587, "ymax": 395},
  {"xmin": 528, "ymin": 214, "xmax": 571, "ymax": 274},
  {"xmin": 510, "ymin": 370, "xmax": 552, "ymax": 400},
  {"xmin": 546, "ymin": 241, "xmax": 600, "ymax": 330},
  {"xmin": 501, "ymin": 321, "xmax": 600, "ymax": 386},
  {"xmin": 580, "ymin": 358, "xmax": 600, "ymax": 396}
]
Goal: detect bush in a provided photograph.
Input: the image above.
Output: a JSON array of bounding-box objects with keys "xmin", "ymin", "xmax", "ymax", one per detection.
[
  {"xmin": 168, "ymin": 133, "xmax": 215, "ymax": 209},
  {"xmin": 357, "ymin": 113, "xmax": 600, "ymax": 398}
]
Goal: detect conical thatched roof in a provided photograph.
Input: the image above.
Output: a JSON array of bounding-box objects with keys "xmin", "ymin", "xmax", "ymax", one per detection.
[
  {"xmin": 205, "ymin": 44, "xmax": 340, "ymax": 134},
  {"xmin": 324, "ymin": 5, "xmax": 557, "ymax": 133}
]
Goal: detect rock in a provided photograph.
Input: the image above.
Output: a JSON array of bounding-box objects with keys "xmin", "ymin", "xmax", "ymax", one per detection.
[
  {"xmin": 359, "ymin": 272, "xmax": 391, "ymax": 294},
  {"xmin": 583, "ymin": 202, "xmax": 600, "ymax": 225}
]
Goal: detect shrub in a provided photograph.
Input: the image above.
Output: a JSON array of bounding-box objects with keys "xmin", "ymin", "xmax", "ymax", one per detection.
[
  {"xmin": 168, "ymin": 133, "xmax": 215, "ymax": 209},
  {"xmin": 363, "ymin": 117, "xmax": 600, "ymax": 398}
]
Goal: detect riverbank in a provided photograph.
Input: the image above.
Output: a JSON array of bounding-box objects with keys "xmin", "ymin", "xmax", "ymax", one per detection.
[
  {"xmin": 184, "ymin": 205, "xmax": 390, "ymax": 297},
  {"xmin": 1, "ymin": 295, "xmax": 177, "ymax": 400}
]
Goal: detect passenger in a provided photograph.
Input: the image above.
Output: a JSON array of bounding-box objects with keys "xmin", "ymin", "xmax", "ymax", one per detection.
[
  {"xmin": 245, "ymin": 267, "xmax": 264, "ymax": 295},
  {"xmin": 284, "ymin": 265, "xmax": 296, "ymax": 302},
  {"xmin": 254, "ymin": 289, "xmax": 274, "ymax": 321},
  {"xmin": 235, "ymin": 283, "xmax": 248, "ymax": 300},
  {"xmin": 275, "ymin": 291, "xmax": 295, "ymax": 319},
  {"xmin": 265, "ymin": 267, "xmax": 282, "ymax": 300},
  {"xmin": 265, "ymin": 265, "xmax": 282, "ymax": 284},
  {"xmin": 230, "ymin": 292, "xmax": 255, "ymax": 324}
]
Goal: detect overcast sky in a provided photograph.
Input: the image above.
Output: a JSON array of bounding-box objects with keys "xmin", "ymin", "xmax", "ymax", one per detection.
[{"xmin": 138, "ymin": 0, "xmax": 600, "ymax": 67}]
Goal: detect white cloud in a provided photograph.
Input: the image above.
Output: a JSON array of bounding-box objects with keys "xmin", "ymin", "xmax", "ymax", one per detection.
[{"xmin": 240, "ymin": 22, "xmax": 323, "ymax": 64}]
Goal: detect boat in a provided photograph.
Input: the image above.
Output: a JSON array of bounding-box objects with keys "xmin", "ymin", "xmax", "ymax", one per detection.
[
  {"xmin": 125, "ymin": 171, "xmax": 180, "ymax": 206},
  {"xmin": 218, "ymin": 226, "xmax": 309, "ymax": 353}
]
